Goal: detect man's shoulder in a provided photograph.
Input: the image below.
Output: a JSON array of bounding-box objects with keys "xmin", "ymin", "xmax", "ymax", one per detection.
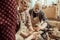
[
  {"xmin": 29, "ymin": 9, "xmax": 33, "ymax": 12},
  {"xmin": 39, "ymin": 10, "xmax": 45, "ymax": 15},
  {"xmin": 29, "ymin": 9, "xmax": 33, "ymax": 15}
]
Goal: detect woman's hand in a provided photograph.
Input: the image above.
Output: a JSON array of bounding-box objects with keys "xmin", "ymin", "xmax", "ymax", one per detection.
[{"xmin": 31, "ymin": 32, "xmax": 39, "ymax": 40}]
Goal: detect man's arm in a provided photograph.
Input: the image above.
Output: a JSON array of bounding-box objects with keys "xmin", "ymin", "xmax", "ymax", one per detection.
[{"xmin": 39, "ymin": 11, "xmax": 47, "ymax": 21}]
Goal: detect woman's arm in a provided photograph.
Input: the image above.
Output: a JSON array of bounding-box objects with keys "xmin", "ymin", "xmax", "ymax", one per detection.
[
  {"xmin": 25, "ymin": 32, "xmax": 39, "ymax": 40},
  {"xmin": 26, "ymin": 11, "xmax": 34, "ymax": 31},
  {"xmin": 20, "ymin": 32, "xmax": 29, "ymax": 38},
  {"xmin": 20, "ymin": 30, "xmax": 33, "ymax": 38}
]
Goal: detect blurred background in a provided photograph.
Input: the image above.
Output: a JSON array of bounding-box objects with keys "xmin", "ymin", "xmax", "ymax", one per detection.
[
  {"xmin": 30, "ymin": 0, "xmax": 60, "ymax": 29},
  {"xmin": 30, "ymin": 0, "xmax": 60, "ymax": 20},
  {"xmin": 16, "ymin": 0, "xmax": 60, "ymax": 40}
]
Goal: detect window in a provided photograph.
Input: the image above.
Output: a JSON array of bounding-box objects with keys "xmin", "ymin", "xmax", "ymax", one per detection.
[{"xmin": 37, "ymin": 0, "xmax": 58, "ymax": 6}]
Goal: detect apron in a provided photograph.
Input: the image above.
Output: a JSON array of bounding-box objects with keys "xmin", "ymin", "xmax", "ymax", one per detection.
[{"xmin": 31, "ymin": 11, "xmax": 47, "ymax": 30}]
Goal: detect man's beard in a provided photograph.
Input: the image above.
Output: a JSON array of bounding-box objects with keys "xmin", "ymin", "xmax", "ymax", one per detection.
[
  {"xmin": 35, "ymin": 11, "xmax": 39, "ymax": 13},
  {"xmin": 34, "ymin": 10, "xmax": 40, "ymax": 13}
]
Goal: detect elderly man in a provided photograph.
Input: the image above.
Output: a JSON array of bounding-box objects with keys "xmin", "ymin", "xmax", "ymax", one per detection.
[
  {"xmin": 29, "ymin": 2, "xmax": 47, "ymax": 30},
  {"xmin": 0, "ymin": 0, "xmax": 17, "ymax": 40}
]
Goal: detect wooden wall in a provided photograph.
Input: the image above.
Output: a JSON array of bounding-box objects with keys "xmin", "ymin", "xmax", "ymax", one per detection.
[{"xmin": 43, "ymin": 6, "xmax": 57, "ymax": 19}]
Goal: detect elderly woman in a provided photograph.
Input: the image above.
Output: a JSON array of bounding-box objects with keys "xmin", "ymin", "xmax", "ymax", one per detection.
[{"xmin": 16, "ymin": 0, "xmax": 34, "ymax": 40}]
